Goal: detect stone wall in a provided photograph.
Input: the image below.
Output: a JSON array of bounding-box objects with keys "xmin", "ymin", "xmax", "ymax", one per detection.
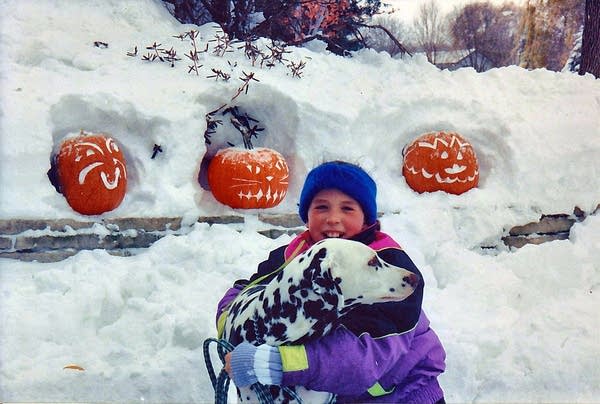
[
  {"xmin": 0, "ymin": 214, "xmax": 304, "ymax": 262},
  {"xmin": 1, "ymin": 207, "xmax": 596, "ymax": 262}
]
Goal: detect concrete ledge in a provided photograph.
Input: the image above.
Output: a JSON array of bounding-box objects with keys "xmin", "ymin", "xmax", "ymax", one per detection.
[
  {"xmin": 508, "ymin": 214, "xmax": 575, "ymax": 236},
  {"xmin": 14, "ymin": 231, "xmax": 164, "ymax": 251},
  {"xmin": 1, "ymin": 206, "xmax": 597, "ymax": 262},
  {"xmin": 0, "ymin": 214, "xmax": 305, "ymax": 263},
  {"xmin": 502, "ymin": 232, "xmax": 570, "ymax": 249},
  {"xmin": 500, "ymin": 205, "xmax": 598, "ymax": 250}
]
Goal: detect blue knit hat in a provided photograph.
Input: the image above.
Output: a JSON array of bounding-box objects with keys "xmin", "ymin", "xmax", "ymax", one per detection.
[{"xmin": 298, "ymin": 161, "xmax": 377, "ymax": 225}]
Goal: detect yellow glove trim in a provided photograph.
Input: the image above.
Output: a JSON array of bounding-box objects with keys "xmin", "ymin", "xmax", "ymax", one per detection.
[
  {"xmin": 278, "ymin": 345, "xmax": 308, "ymax": 372},
  {"xmin": 367, "ymin": 381, "xmax": 395, "ymax": 397}
]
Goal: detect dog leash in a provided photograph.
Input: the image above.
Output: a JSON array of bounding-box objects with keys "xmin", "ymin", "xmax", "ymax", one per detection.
[
  {"xmin": 205, "ymin": 238, "xmax": 335, "ymax": 403},
  {"xmin": 202, "ymin": 338, "xmax": 281, "ymax": 403}
]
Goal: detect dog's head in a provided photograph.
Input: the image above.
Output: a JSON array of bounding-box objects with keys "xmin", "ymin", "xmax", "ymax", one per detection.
[{"xmin": 310, "ymin": 238, "xmax": 420, "ymax": 307}]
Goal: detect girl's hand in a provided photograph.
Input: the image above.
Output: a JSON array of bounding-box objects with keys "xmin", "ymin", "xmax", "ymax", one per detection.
[
  {"xmin": 224, "ymin": 352, "xmax": 232, "ymax": 376},
  {"xmin": 224, "ymin": 342, "xmax": 283, "ymax": 387}
]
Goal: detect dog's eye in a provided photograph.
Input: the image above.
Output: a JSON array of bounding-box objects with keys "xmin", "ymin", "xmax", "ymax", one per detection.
[{"xmin": 368, "ymin": 256, "xmax": 381, "ymax": 268}]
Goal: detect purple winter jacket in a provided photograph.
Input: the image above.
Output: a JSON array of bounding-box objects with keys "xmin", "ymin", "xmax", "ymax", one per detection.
[{"xmin": 216, "ymin": 223, "xmax": 446, "ymax": 403}]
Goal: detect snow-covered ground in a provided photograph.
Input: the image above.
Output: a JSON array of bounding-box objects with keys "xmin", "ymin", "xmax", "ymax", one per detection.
[{"xmin": 1, "ymin": 1, "xmax": 599, "ymax": 402}]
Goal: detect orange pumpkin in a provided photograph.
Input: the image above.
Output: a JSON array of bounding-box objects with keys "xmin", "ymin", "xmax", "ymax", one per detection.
[
  {"xmin": 56, "ymin": 133, "xmax": 127, "ymax": 215},
  {"xmin": 402, "ymin": 131, "xmax": 479, "ymax": 195},
  {"xmin": 207, "ymin": 147, "xmax": 289, "ymax": 209}
]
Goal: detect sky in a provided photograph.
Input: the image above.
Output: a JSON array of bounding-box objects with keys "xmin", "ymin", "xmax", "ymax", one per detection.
[
  {"xmin": 387, "ymin": 0, "xmax": 525, "ymax": 23},
  {"xmin": 0, "ymin": 0, "xmax": 599, "ymax": 403}
]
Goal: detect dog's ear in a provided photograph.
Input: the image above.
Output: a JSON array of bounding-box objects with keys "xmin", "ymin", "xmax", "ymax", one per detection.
[
  {"xmin": 367, "ymin": 255, "xmax": 383, "ymax": 270},
  {"xmin": 301, "ymin": 247, "xmax": 343, "ymax": 297}
]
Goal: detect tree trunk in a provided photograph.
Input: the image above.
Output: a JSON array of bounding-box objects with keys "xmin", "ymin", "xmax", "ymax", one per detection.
[{"xmin": 580, "ymin": 0, "xmax": 600, "ymax": 78}]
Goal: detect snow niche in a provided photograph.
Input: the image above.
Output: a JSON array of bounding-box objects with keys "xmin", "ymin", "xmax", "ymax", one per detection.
[
  {"xmin": 47, "ymin": 92, "xmax": 204, "ymax": 218},
  {"xmin": 197, "ymin": 82, "xmax": 309, "ymax": 215}
]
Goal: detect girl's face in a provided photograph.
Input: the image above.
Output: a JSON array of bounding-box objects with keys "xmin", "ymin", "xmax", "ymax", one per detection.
[{"xmin": 307, "ymin": 188, "xmax": 367, "ymax": 243}]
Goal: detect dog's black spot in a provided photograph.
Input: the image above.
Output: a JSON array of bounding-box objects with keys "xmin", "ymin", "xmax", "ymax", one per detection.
[
  {"xmin": 298, "ymin": 277, "xmax": 312, "ymax": 290},
  {"xmin": 389, "ymin": 288, "xmax": 396, "ymax": 292},
  {"xmin": 322, "ymin": 290, "xmax": 339, "ymax": 307},
  {"xmin": 230, "ymin": 325, "xmax": 243, "ymax": 345},
  {"xmin": 273, "ymin": 289, "xmax": 282, "ymax": 307},
  {"xmin": 303, "ymin": 299, "xmax": 326, "ymax": 319},
  {"xmin": 270, "ymin": 322, "xmax": 287, "ymax": 340},
  {"xmin": 315, "ymin": 273, "xmax": 336, "ymax": 289},
  {"xmin": 288, "ymin": 284, "xmax": 298, "ymax": 295},
  {"xmin": 277, "ymin": 300, "xmax": 296, "ymax": 320},
  {"xmin": 242, "ymin": 319, "xmax": 256, "ymax": 343}
]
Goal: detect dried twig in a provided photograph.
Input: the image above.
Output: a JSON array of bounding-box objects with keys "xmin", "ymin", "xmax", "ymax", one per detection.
[
  {"xmin": 231, "ymin": 71, "xmax": 259, "ymax": 100},
  {"xmin": 140, "ymin": 42, "xmax": 179, "ymax": 66},
  {"xmin": 203, "ymin": 104, "xmax": 228, "ymax": 144},
  {"xmin": 239, "ymin": 40, "xmax": 264, "ymax": 66},
  {"xmin": 207, "ymin": 68, "xmax": 231, "ymax": 81},
  {"xmin": 180, "ymin": 30, "xmax": 204, "ymax": 75},
  {"xmin": 287, "ymin": 60, "xmax": 306, "ymax": 78},
  {"xmin": 266, "ymin": 42, "xmax": 291, "ymax": 65},
  {"xmin": 151, "ymin": 144, "xmax": 163, "ymax": 159},
  {"xmin": 126, "ymin": 46, "xmax": 138, "ymax": 57},
  {"xmin": 210, "ymin": 31, "xmax": 234, "ymax": 57},
  {"xmin": 162, "ymin": 47, "xmax": 180, "ymax": 67},
  {"xmin": 225, "ymin": 106, "xmax": 264, "ymax": 149},
  {"xmin": 142, "ymin": 42, "xmax": 164, "ymax": 62}
]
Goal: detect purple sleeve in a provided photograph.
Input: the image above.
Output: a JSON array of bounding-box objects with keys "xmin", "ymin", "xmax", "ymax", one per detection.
[
  {"xmin": 215, "ymin": 287, "xmax": 242, "ymax": 326},
  {"xmin": 282, "ymin": 325, "xmax": 416, "ymax": 395}
]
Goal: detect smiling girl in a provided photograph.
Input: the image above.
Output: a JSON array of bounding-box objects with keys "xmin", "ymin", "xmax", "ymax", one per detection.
[{"xmin": 216, "ymin": 161, "xmax": 446, "ymax": 403}]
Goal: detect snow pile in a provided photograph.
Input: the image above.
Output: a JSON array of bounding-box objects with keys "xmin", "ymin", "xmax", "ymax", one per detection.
[{"xmin": 1, "ymin": 1, "xmax": 599, "ymax": 402}]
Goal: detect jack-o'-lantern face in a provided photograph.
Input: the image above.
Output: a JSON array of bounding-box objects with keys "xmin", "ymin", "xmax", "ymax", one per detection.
[
  {"xmin": 402, "ymin": 131, "xmax": 479, "ymax": 195},
  {"xmin": 56, "ymin": 133, "xmax": 127, "ymax": 215},
  {"xmin": 207, "ymin": 147, "xmax": 289, "ymax": 209}
]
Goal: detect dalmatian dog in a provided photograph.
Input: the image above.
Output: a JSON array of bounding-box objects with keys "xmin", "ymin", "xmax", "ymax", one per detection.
[{"xmin": 222, "ymin": 238, "xmax": 420, "ymax": 403}]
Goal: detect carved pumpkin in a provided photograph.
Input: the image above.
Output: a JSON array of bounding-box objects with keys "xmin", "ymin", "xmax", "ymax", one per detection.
[
  {"xmin": 402, "ymin": 131, "xmax": 479, "ymax": 195},
  {"xmin": 207, "ymin": 147, "xmax": 289, "ymax": 209},
  {"xmin": 55, "ymin": 132, "xmax": 127, "ymax": 215}
]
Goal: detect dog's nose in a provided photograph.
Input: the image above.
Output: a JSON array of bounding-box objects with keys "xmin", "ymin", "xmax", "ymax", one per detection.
[{"xmin": 403, "ymin": 273, "xmax": 420, "ymax": 288}]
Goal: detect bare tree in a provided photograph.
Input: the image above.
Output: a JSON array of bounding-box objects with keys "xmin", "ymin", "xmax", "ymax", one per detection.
[
  {"xmin": 580, "ymin": 0, "xmax": 600, "ymax": 77},
  {"xmin": 363, "ymin": 14, "xmax": 412, "ymax": 56},
  {"xmin": 413, "ymin": 0, "xmax": 448, "ymax": 63},
  {"xmin": 449, "ymin": 1, "xmax": 521, "ymax": 69}
]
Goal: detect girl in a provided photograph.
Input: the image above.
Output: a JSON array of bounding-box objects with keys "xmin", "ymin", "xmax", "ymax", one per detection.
[{"xmin": 216, "ymin": 161, "xmax": 446, "ymax": 403}]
